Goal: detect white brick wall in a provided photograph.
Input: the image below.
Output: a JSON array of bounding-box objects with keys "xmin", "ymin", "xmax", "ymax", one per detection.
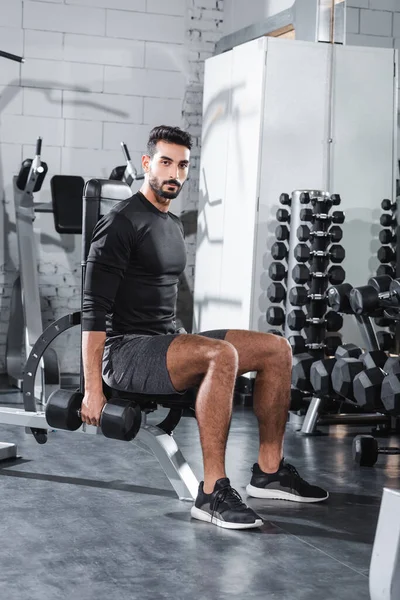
[{"xmin": 0, "ymin": 0, "xmax": 225, "ymax": 373}]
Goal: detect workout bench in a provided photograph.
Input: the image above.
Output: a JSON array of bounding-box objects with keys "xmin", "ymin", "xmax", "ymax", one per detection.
[{"xmin": 0, "ymin": 179, "xmax": 201, "ymax": 501}]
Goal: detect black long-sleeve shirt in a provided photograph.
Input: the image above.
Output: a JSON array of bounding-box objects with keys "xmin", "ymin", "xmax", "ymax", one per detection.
[{"xmin": 82, "ymin": 191, "xmax": 187, "ymax": 336}]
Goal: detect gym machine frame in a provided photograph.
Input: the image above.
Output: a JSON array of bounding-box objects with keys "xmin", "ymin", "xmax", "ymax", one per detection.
[
  {"xmin": 6, "ymin": 138, "xmax": 60, "ymax": 403},
  {"xmin": 0, "ymin": 179, "xmax": 199, "ymax": 501}
]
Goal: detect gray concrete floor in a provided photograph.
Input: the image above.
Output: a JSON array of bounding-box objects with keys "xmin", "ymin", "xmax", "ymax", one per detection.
[{"xmin": 0, "ymin": 390, "xmax": 399, "ymax": 600}]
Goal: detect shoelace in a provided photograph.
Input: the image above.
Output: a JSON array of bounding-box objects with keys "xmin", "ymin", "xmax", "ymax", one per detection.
[
  {"xmin": 211, "ymin": 486, "xmax": 246, "ymax": 522},
  {"xmin": 283, "ymin": 462, "xmax": 308, "ymax": 489}
]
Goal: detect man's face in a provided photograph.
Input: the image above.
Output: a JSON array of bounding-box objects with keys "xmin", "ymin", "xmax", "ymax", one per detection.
[{"xmin": 142, "ymin": 140, "xmax": 190, "ymax": 203}]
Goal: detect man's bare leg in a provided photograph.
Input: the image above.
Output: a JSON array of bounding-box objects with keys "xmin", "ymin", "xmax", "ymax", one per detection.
[
  {"xmin": 224, "ymin": 330, "xmax": 292, "ymax": 473},
  {"xmin": 167, "ymin": 335, "xmax": 238, "ymax": 492}
]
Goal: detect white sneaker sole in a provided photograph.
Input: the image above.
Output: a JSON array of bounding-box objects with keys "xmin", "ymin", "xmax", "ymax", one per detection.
[
  {"xmin": 190, "ymin": 506, "xmax": 263, "ymax": 530},
  {"xmin": 246, "ymin": 484, "xmax": 329, "ymax": 503}
]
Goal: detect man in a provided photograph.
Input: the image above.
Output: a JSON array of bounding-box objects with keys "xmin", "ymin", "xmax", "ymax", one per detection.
[{"xmin": 81, "ymin": 125, "xmax": 328, "ymax": 531}]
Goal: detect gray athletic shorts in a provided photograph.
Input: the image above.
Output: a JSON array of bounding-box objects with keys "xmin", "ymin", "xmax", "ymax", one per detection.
[{"xmin": 102, "ymin": 329, "xmax": 229, "ymax": 395}]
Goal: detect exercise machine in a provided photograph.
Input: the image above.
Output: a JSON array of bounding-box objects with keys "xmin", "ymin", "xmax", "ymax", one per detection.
[
  {"xmin": 0, "ymin": 179, "xmax": 199, "ymax": 501},
  {"xmin": 109, "ymin": 142, "xmax": 144, "ymax": 186},
  {"xmin": 6, "ymin": 138, "xmax": 60, "ymax": 403}
]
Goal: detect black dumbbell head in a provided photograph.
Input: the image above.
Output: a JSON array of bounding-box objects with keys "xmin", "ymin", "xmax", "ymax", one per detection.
[
  {"xmin": 368, "ymin": 275, "xmax": 393, "ymax": 293},
  {"xmin": 349, "ymin": 285, "xmax": 379, "ymax": 315},
  {"xmin": 379, "ymin": 229, "xmax": 395, "ymax": 244},
  {"xmin": 289, "ymin": 335, "xmax": 306, "ymax": 354},
  {"xmin": 335, "ymin": 343, "xmax": 362, "ymax": 360},
  {"xmin": 299, "ymin": 192, "xmax": 311, "ymax": 204},
  {"xmin": 353, "ymin": 368, "xmax": 384, "ymax": 411},
  {"xmin": 300, "ymin": 208, "xmax": 313, "ymax": 222},
  {"xmin": 287, "ymin": 309, "xmax": 306, "ymax": 331},
  {"xmin": 45, "ymin": 389, "xmax": 83, "ymax": 431},
  {"xmin": 289, "ymin": 286, "xmax": 308, "ymax": 306},
  {"xmin": 271, "ymin": 241, "xmax": 288, "ymax": 261},
  {"xmin": 377, "ymin": 246, "xmax": 396, "ymax": 264},
  {"xmin": 331, "ymin": 211, "xmax": 345, "ymax": 224},
  {"xmin": 269, "ymin": 262, "xmax": 287, "ymax": 281},
  {"xmin": 377, "ymin": 264, "xmax": 395, "ymax": 278},
  {"xmin": 327, "ymin": 283, "xmax": 353, "ymax": 313},
  {"xmin": 325, "ymin": 311, "xmax": 343, "ymax": 332},
  {"xmin": 279, "ymin": 193, "xmax": 291, "ymax": 206},
  {"xmin": 380, "ymin": 213, "xmax": 395, "ymax": 227},
  {"xmin": 328, "ymin": 266, "xmax": 346, "ymax": 284},
  {"xmin": 267, "ymin": 282, "xmax": 286, "ymax": 303},
  {"xmin": 330, "ymin": 244, "xmax": 345, "ymax": 264},
  {"xmin": 381, "ymin": 372, "xmax": 400, "ymax": 416},
  {"xmin": 297, "ymin": 225, "xmax": 310, "ymax": 242},
  {"xmin": 292, "ymin": 353, "xmax": 314, "ymax": 391},
  {"xmin": 276, "ymin": 224, "xmax": 290, "ymax": 241},
  {"xmin": 310, "ymin": 358, "xmax": 335, "ymax": 396},
  {"xmin": 331, "ymin": 358, "xmax": 364, "ymax": 399},
  {"xmin": 294, "ymin": 243, "xmax": 310, "ymax": 263},
  {"xmin": 381, "ymin": 199, "xmax": 396, "ymax": 211},
  {"xmin": 276, "ymin": 208, "xmax": 290, "ymax": 223},
  {"xmin": 329, "ymin": 226, "xmax": 343, "ymax": 242},
  {"xmin": 360, "ymin": 350, "xmax": 388, "ymax": 370},
  {"xmin": 325, "ymin": 336, "xmax": 341, "ymax": 355},
  {"xmin": 352, "ymin": 435, "xmax": 379, "ymax": 466},
  {"xmin": 383, "ymin": 356, "xmax": 400, "ymax": 375},
  {"xmin": 266, "ymin": 306, "xmax": 285, "ymax": 326},
  {"xmin": 331, "ymin": 194, "xmax": 341, "ymax": 206},
  {"xmin": 292, "ymin": 264, "xmax": 310, "ymax": 284}
]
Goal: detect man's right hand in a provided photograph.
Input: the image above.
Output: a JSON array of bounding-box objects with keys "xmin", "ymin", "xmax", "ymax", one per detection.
[{"xmin": 81, "ymin": 391, "xmax": 107, "ymax": 427}]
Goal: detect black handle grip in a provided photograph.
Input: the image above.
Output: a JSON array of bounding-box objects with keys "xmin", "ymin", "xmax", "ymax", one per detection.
[
  {"xmin": 121, "ymin": 142, "xmax": 131, "ymax": 162},
  {"xmin": 35, "ymin": 137, "xmax": 42, "ymax": 156},
  {"xmin": 0, "ymin": 49, "xmax": 24, "ymax": 63}
]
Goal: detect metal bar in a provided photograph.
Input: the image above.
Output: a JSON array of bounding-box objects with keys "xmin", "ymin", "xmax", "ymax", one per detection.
[
  {"xmin": 134, "ymin": 425, "xmax": 199, "ymax": 501},
  {"xmin": 355, "ymin": 315, "xmax": 380, "ymax": 351},
  {"xmin": 300, "ymin": 396, "xmax": 323, "ymax": 434},
  {"xmin": 0, "ymin": 50, "xmax": 24, "ymax": 63},
  {"xmin": 0, "ymin": 407, "xmax": 99, "ymax": 435},
  {"xmin": 318, "ymin": 413, "xmax": 390, "ymax": 425}
]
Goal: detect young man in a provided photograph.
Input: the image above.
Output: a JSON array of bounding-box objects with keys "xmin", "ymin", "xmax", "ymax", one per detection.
[{"xmin": 81, "ymin": 125, "xmax": 328, "ymax": 531}]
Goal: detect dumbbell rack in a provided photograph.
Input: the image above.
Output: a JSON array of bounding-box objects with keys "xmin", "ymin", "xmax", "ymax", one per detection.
[
  {"xmin": 376, "ymin": 198, "xmax": 399, "ymax": 353},
  {"xmin": 284, "ymin": 190, "xmax": 345, "ymax": 356}
]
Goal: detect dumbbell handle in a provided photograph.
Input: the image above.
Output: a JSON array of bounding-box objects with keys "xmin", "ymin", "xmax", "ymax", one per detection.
[{"xmin": 378, "ymin": 447, "xmax": 400, "ymax": 455}]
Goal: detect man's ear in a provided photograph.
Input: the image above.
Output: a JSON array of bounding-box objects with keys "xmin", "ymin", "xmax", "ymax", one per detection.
[{"xmin": 142, "ymin": 154, "xmax": 151, "ymax": 172}]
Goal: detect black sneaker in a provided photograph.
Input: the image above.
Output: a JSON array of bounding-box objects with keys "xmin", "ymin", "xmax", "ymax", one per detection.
[
  {"xmin": 246, "ymin": 460, "xmax": 329, "ymax": 503},
  {"xmin": 191, "ymin": 478, "xmax": 263, "ymax": 530}
]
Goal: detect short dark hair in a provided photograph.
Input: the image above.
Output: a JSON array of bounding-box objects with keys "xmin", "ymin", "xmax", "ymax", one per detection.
[{"xmin": 147, "ymin": 125, "xmax": 192, "ymax": 157}]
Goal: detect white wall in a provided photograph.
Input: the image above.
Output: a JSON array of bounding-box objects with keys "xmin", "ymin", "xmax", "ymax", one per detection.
[
  {"xmin": 0, "ymin": 0, "xmax": 224, "ymax": 374},
  {"xmin": 223, "ymin": 0, "xmax": 294, "ymax": 35},
  {"xmin": 346, "ymin": 1, "xmax": 400, "ymax": 158}
]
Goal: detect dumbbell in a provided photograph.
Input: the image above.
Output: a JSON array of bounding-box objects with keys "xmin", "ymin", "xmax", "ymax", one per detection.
[
  {"xmin": 353, "ymin": 356, "xmax": 400, "ymax": 411},
  {"xmin": 289, "ymin": 334, "xmax": 341, "ymax": 356},
  {"xmin": 381, "ymin": 369, "xmax": 400, "ymax": 416},
  {"xmin": 292, "ymin": 264, "xmax": 345, "ymax": 285},
  {"xmin": 45, "ymin": 389, "xmax": 142, "ymax": 441},
  {"xmin": 376, "ymin": 330, "xmax": 395, "ymax": 351},
  {"xmin": 349, "ymin": 278, "xmax": 400, "ymax": 315},
  {"xmin": 287, "ymin": 310, "xmax": 343, "ymax": 332},
  {"xmin": 377, "ymin": 246, "xmax": 396, "ymax": 263},
  {"xmin": 381, "ymin": 199, "xmax": 397, "ymax": 211},
  {"xmin": 269, "ymin": 262, "xmax": 287, "ymax": 281},
  {"xmin": 327, "ymin": 283, "xmax": 353, "ymax": 313},
  {"xmin": 288, "ymin": 286, "xmax": 325, "ymax": 306},
  {"xmin": 368, "ymin": 275, "xmax": 393, "ymax": 293},
  {"xmin": 379, "ymin": 229, "xmax": 396, "ymax": 244},
  {"xmin": 331, "ymin": 350, "xmax": 388, "ymax": 402},
  {"xmin": 380, "ymin": 214, "xmax": 396, "ymax": 227},
  {"xmin": 294, "ymin": 243, "xmax": 345, "ymax": 264},
  {"xmin": 276, "ymin": 209, "xmax": 290, "ymax": 223},
  {"xmin": 276, "ymin": 225, "xmax": 290, "ymax": 241},
  {"xmin": 377, "ymin": 264, "xmax": 395, "ymax": 278},
  {"xmin": 266, "ymin": 306, "xmax": 285, "ymax": 326},
  {"xmin": 279, "ymin": 193, "xmax": 291, "ymax": 206},
  {"xmin": 310, "ymin": 343, "xmax": 362, "ymax": 397},
  {"xmin": 271, "ymin": 242, "xmax": 288, "ymax": 261},
  {"xmin": 292, "ymin": 353, "xmax": 315, "ymax": 391},
  {"xmin": 267, "ymin": 282, "xmax": 286, "ymax": 303},
  {"xmin": 297, "ymin": 225, "xmax": 343, "ymax": 243},
  {"xmin": 300, "ymin": 209, "xmax": 345, "ymax": 224},
  {"xmin": 353, "ymin": 434, "xmax": 400, "ymax": 467}
]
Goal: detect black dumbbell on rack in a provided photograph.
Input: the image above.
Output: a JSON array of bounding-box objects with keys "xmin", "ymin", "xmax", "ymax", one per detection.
[
  {"xmin": 331, "ymin": 350, "xmax": 389, "ymax": 403},
  {"xmin": 310, "ymin": 343, "xmax": 363, "ymax": 397},
  {"xmin": 287, "ymin": 309, "xmax": 343, "ymax": 332},
  {"xmin": 297, "ymin": 224, "xmax": 343, "ymax": 243},
  {"xmin": 292, "ymin": 264, "xmax": 346, "ymax": 285},
  {"xmin": 294, "ymin": 243, "xmax": 345, "ymax": 264},
  {"xmin": 353, "ymin": 356, "xmax": 400, "ymax": 412}
]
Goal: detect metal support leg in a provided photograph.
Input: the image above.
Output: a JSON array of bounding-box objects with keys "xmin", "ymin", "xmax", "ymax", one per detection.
[
  {"xmin": 300, "ymin": 396, "xmax": 323, "ymax": 434},
  {"xmin": 370, "ymin": 487, "xmax": 400, "ymax": 600},
  {"xmin": 0, "ymin": 442, "xmax": 17, "ymax": 461},
  {"xmin": 134, "ymin": 424, "xmax": 199, "ymax": 501}
]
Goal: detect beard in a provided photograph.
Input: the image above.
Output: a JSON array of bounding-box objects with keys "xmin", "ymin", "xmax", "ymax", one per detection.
[{"xmin": 148, "ymin": 173, "xmax": 183, "ymax": 201}]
